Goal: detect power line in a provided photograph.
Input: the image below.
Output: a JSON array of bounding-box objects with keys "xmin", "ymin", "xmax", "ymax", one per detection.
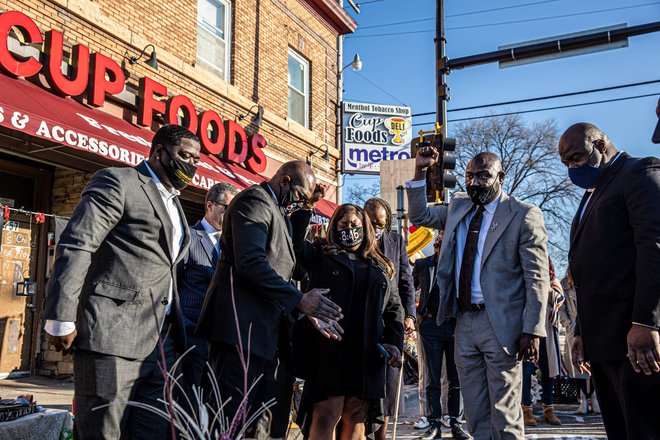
[
  {"xmin": 358, "ymin": 0, "xmax": 560, "ymax": 30},
  {"xmin": 353, "ymin": 71, "xmax": 408, "ymax": 106},
  {"xmin": 347, "ymin": 1, "xmax": 660, "ymax": 39},
  {"xmin": 411, "ymin": 79, "xmax": 660, "ymax": 117},
  {"xmin": 412, "ymin": 92, "xmax": 660, "ymax": 126}
]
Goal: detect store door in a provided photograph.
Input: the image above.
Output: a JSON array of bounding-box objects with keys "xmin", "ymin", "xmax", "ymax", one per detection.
[{"xmin": 0, "ymin": 158, "xmax": 51, "ymax": 375}]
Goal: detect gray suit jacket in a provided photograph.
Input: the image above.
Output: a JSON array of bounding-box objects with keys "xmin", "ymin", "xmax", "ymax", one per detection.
[
  {"xmin": 407, "ymin": 184, "xmax": 549, "ymax": 355},
  {"xmin": 43, "ymin": 162, "xmax": 190, "ymax": 359}
]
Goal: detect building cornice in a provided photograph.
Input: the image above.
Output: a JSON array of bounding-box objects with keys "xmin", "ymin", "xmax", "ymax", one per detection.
[{"xmin": 300, "ymin": 0, "xmax": 357, "ymax": 35}]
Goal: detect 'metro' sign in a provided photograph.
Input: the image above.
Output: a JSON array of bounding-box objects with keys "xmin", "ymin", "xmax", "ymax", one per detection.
[
  {"xmin": 341, "ymin": 101, "xmax": 412, "ymax": 175},
  {"xmin": 0, "ymin": 10, "xmax": 267, "ymax": 173}
]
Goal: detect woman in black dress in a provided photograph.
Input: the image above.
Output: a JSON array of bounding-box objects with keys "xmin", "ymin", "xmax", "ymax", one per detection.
[{"xmin": 290, "ymin": 203, "xmax": 404, "ymax": 440}]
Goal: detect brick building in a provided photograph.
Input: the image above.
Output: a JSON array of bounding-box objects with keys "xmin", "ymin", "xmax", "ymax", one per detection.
[{"xmin": 0, "ymin": 0, "xmax": 355, "ymax": 376}]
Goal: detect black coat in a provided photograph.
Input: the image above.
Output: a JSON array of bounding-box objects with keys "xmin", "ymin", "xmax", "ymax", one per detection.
[
  {"xmin": 569, "ymin": 153, "xmax": 660, "ymax": 362},
  {"xmin": 290, "ymin": 210, "xmax": 404, "ymax": 398},
  {"xmin": 412, "ymin": 254, "xmax": 436, "ymax": 314},
  {"xmin": 380, "ymin": 231, "xmax": 417, "ymax": 317},
  {"xmin": 197, "ymin": 182, "xmax": 301, "ymax": 361}
]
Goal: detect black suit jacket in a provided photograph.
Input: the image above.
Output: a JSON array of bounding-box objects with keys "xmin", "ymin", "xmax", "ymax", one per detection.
[
  {"xmin": 412, "ymin": 254, "xmax": 436, "ymax": 314},
  {"xmin": 569, "ymin": 153, "xmax": 660, "ymax": 362},
  {"xmin": 196, "ymin": 182, "xmax": 302, "ymax": 361},
  {"xmin": 380, "ymin": 231, "xmax": 417, "ymax": 317}
]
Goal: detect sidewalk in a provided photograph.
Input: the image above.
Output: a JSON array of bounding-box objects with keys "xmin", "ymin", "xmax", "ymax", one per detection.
[{"xmin": 0, "ymin": 377, "xmax": 606, "ymax": 439}]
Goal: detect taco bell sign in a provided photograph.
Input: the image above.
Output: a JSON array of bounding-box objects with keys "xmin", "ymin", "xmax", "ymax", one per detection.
[{"xmin": 341, "ymin": 101, "xmax": 413, "ymax": 175}]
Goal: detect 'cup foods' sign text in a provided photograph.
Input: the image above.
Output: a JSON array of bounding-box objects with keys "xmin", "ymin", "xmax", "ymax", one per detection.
[
  {"xmin": 0, "ymin": 10, "xmax": 267, "ymax": 173},
  {"xmin": 342, "ymin": 101, "xmax": 412, "ymax": 174}
]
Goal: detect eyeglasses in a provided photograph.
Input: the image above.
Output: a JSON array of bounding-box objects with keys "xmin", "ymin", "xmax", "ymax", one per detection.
[
  {"xmin": 212, "ymin": 201, "xmax": 229, "ymax": 208},
  {"xmin": 372, "ymin": 223, "xmax": 387, "ymax": 230}
]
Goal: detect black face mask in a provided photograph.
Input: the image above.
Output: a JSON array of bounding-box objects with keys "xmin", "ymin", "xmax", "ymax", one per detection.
[
  {"xmin": 279, "ymin": 184, "xmax": 309, "ymax": 214},
  {"xmin": 160, "ymin": 147, "xmax": 197, "ymax": 190},
  {"xmin": 467, "ymin": 181, "xmax": 499, "ymax": 206},
  {"xmin": 337, "ymin": 227, "xmax": 364, "ymax": 249}
]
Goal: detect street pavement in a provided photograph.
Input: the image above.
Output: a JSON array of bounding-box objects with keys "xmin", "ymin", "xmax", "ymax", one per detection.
[{"xmin": 0, "ymin": 377, "xmax": 606, "ymax": 439}]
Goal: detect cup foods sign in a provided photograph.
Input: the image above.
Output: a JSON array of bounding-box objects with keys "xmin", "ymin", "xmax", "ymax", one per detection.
[{"xmin": 341, "ymin": 101, "xmax": 412, "ymax": 174}]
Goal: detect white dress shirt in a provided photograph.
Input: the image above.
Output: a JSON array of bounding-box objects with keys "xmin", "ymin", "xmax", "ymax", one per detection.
[
  {"xmin": 45, "ymin": 162, "xmax": 184, "ymax": 337},
  {"xmin": 405, "ymin": 178, "xmax": 499, "ymax": 304},
  {"xmin": 200, "ymin": 217, "xmax": 221, "ymax": 255}
]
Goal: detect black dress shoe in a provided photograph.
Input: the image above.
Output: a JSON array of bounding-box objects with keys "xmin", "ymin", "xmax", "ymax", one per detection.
[
  {"xmin": 451, "ymin": 423, "xmax": 473, "ymax": 440},
  {"xmin": 417, "ymin": 426, "xmax": 441, "ymax": 440}
]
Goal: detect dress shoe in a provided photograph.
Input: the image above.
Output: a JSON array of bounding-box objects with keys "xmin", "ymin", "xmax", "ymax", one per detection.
[
  {"xmin": 522, "ymin": 405, "xmax": 537, "ymax": 426},
  {"xmin": 414, "ymin": 416, "xmax": 430, "ymax": 429},
  {"xmin": 542, "ymin": 404, "xmax": 562, "ymax": 425},
  {"xmin": 451, "ymin": 423, "xmax": 473, "ymax": 440},
  {"xmin": 417, "ymin": 426, "xmax": 441, "ymax": 440},
  {"xmin": 590, "ymin": 395, "xmax": 601, "ymax": 414}
]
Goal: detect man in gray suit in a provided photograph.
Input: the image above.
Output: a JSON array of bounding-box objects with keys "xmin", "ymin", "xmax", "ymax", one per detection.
[
  {"xmin": 179, "ymin": 182, "xmax": 238, "ymax": 391},
  {"xmin": 43, "ymin": 124, "xmax": 201, "ymax": 439},
  {"xmin": 406, "ymin": 148, "xmax": 549, "ymax": 440}
]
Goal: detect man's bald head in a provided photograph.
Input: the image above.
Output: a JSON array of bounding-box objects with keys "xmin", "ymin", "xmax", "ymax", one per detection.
[
  {"xmin": 270, "ymin": 160, "xmax": 317, "ymax": 199},
  {"xmin": 558, "ymin": 122, "xmax": 617, "ymax": 169},
  {"xmin": 468, "ymin": 152, "xmax": 503, "ymax": 174},
  {"xmin": 465, "ymin": 151, "xmax": 505, "ymax": 205}
]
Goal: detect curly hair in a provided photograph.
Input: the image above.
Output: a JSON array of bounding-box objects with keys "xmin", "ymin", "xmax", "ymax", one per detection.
[{"xmin": 324, "ymin": 204, "xmax": 395, "ymax": 279}]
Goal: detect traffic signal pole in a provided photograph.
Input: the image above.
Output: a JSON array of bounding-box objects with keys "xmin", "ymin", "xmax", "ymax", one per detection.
[{"xmin": 436, "ymin": 0, "xmax": 447, "ymax": 135}]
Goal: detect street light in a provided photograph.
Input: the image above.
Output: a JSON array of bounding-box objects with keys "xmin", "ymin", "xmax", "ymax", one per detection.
[{"xmin": 341, "ymin": 53, "xmax": 362, "ymax": 73}]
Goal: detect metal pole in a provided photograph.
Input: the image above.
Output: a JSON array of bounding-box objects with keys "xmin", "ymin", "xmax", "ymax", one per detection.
[
  {"xmin": 436, "ymin": 0, "xmax": 449, "ymax": 202},
  {"xmin": 396, "ymin": 185, "xmax": 405, "ymax": 238}
]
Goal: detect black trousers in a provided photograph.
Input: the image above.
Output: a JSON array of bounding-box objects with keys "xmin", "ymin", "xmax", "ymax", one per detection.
[
  {"xmin": 591, "ymin": 358, "xmax": 660, "ymax": 440},
  {"xmin": 208, "ymin": 342, "xmax": 294, "ymax": 438}
]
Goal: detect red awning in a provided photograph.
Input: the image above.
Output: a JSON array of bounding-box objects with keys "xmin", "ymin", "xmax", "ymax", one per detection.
[{"xmin": 0, "ymin": 73, "xmax": 337, "ymax": 220}]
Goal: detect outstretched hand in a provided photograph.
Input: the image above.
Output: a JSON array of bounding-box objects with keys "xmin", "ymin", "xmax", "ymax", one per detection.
[
  {"xmin": 308, "ymin": 316, "xmax": 344, "ymax": 341},
  {"xmin": 298, "ymin": 288, "xmax": 343, "ymax": 321}
]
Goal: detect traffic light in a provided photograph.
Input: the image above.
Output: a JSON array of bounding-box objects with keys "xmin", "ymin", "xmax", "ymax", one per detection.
[{"xmin": 426, "ymin": 134, "xmax": 456, "ymax": 203}]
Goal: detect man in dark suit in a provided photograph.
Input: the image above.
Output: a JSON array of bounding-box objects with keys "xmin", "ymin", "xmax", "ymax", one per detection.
[
  {"xmin": 413, "ymin": 232, "xmax": 468, "ymax": 440},
  {"xmin": 178, "ymin": 182, "xmax": 238, "ymax": 390},
  {"xmin": 197, "ymin": 161, "xmax": 343, "ymax": 438},
  {"xmin": 43, "ymin": 124, "xmax": 201, "ymax": 439},
  {"xmin": 558, "ymin": 123, "xmax": 660, "ymax": 439},
  {"xmin": 364, "ymin": 197, "xmax": 446, "ymax": 440}
]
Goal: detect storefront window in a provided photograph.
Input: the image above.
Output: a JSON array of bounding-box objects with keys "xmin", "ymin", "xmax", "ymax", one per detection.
[
  {"xmin": 288, "ymin": 49, "xmax": 309, "ymax": 128},
  {"xmin": 197, "ymin": 0, "xmax": 231, "ymax": 81}
]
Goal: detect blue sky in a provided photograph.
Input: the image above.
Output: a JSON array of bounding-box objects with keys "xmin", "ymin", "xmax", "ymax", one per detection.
[{"xmin": 340, "ymin": 0, "xmax": 660, "ymax": 191}]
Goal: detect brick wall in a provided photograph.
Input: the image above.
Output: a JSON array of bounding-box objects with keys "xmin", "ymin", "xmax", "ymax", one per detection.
[
  {"xmin": 0, "ymin": 0, "xmax": 341, "ymax": 184},
  {"xmin": 1, "ymin": 0, "xmax": 346, "ymax": 376}
]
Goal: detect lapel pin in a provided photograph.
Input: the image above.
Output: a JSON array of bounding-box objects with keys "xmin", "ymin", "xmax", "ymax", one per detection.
[{"xmin": 490, "ymin": 222, "xmax": 498, "ymax": 232}]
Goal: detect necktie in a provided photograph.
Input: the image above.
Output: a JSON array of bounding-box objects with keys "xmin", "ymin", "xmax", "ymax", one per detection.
[
  {"xmin": 212, "ymin": 233, "xmax": 221, "ymax": 266},
  {"xmin": 458, "ymin": 205, "xmax": 485, "ymax": 314}
]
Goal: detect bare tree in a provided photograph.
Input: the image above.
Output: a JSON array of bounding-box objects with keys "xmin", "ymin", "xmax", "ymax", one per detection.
[
  {"xmin": 344, "ymin": 182, "xmax": 381, "ymax": 206},
  {"xmin": 452, "ymin": 114, "xmax": 580, "ymax": 270}
]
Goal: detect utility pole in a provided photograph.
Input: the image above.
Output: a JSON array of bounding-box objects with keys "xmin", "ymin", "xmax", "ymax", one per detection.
[{"xmin": 435, "ymin": 0, "xmax": 447, "ymax": 136}]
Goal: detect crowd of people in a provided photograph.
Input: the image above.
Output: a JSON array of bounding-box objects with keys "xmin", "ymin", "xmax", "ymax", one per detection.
[{"xmin": 42, "ymin": 119, "xmax": 659, "ymax": 440}]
